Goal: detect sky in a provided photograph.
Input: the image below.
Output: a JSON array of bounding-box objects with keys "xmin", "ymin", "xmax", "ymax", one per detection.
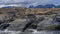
[
  {"xmin": 0, "ymin": 0, "xmax": 59, "ymax": 4},
  {"xmin": 0, "ymin": 0, "xmax": 60, "ymax": 7}
]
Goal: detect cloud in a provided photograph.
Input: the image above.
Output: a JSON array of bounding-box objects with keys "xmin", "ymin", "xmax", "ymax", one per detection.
[
  {"xmin": 0, "ymin": 0, "xmax": 59, "ymax": 4},
  {"xmin": 0, "ymin": 0, "xmax": 52, "ymax": 4},
  {"xmin": 0, "ymin": 0, "xmax": 60, "ymax": 7}
]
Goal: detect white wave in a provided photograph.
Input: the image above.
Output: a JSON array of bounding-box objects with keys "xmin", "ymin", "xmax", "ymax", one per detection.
[
  {"xmin": 27, "ymin": 29, "xmax": 60, "ymax": 34},
  {"xmin": 0, "ymin": 29, "xmax": 22, "ymax": 34},
  {"xmin": 0, "ymin": 29, "xmax": 60, "ymax": 34}
]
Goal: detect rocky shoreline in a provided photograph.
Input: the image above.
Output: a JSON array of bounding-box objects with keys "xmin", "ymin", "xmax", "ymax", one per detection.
[{"xmin": 0, "ymin": 8, "xmax": 60, "ymax": 34}]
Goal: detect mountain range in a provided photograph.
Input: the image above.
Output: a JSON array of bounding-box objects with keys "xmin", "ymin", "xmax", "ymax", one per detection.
[
  {"xmin": 29, "ymin": 4, "xmax": 60, "ymax": 8},
  {"xmin": 1, "ymin": 4, "xmax": 60, "ymax": 8}
]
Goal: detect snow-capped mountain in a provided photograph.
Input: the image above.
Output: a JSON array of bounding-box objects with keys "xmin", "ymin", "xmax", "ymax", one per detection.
[
  {"xmin": 29, "ymin": 4, "xmax": 60, "ymax": 8},
  {"xmin": 0, "ymin": 5, "xmax": 20, "ymax": 8}
]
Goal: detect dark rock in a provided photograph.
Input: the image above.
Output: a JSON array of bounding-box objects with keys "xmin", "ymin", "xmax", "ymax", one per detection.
[
  {"xmin": 0, "ymin": 23, "xmax": 10, "ymax": 30},
  {"xmin": 55, "ymin": 25, "xmax": 60, "ymax": 30},
  {"xmin": 22, "ymin": 20, "xmax": 35, "ymax": 32}
]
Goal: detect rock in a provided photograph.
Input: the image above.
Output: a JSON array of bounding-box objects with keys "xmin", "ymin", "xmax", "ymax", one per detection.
[
  {"xmin": 37, "ymin": 17, "xmax": 53, "ymax": 30},
  {"xmin": 0, "ymin": 23, "xmax": 10, "ymax": 30},
  {"xmin": 7, "ymin": 19, "xmax": 28, "ymax": 31},
  {"xmin": 52, "ymin": 12, "xmax": 60, "ymax": 25}
]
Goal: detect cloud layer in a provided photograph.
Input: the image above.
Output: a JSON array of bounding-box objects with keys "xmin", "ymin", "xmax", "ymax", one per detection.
[{"xmin": 0, "ymin": 0, "xmax": 60, "ymax": 7}]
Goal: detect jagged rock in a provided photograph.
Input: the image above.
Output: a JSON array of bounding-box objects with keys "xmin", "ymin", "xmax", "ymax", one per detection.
[
  {"xmin": 52, "ymin": 12, "xmax": 60, "ymax": 25},
  {"xmin": 55, "ymin": 14, "xmax": 60, "ymax": 22},
  {"xmin": 7, "ymin": 19, "xmax": 28, "ymax": 31},
  {"xmin": 0, "ymin": 23, "xmax": 10, "ymax": 30},
  {"xmin": 37, "ymin": 17, "xmax": 54, "ymax": 30}
]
